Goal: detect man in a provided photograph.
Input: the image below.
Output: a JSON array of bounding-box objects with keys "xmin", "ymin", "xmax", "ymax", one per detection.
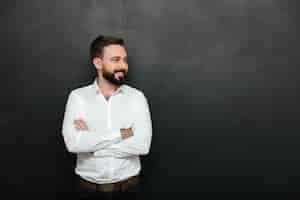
[{"xmin": 61, "ymin": 35, "xmax": 152, "ymax": 200}]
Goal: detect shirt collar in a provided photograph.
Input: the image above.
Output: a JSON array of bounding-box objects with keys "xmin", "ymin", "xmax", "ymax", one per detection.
[{"xmin": 92, "ymin": 78, "xmax": 125, "ymax": 95}]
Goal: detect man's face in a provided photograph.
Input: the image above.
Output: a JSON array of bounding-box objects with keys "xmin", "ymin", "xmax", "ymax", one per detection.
[{"xmin": 100, "ymin": 44, "xmax": 128, "ymax": 86}]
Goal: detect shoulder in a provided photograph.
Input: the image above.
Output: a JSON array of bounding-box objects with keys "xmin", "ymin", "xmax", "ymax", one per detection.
[
  {"xmin": 122, "ymin": 85, "xmax": 150, "ymax": 110},
  {"xmin": 67, "ymin": 83, "xmax": 94, "ymax": 100},
  {"xmin": 122, "ymin": 84, "xmax": 147, "ymax": 99}
]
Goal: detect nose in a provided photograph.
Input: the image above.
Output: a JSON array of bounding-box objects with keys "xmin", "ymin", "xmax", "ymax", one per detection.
[{"xmin": 119, "ymin": 60, "xmax": 128, "ymax": 70}]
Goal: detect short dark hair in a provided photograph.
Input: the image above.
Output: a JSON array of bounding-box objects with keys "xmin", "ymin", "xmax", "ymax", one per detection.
[{"xmin": 90, "ymin": 35, "xmax": 125, "ymax": 63}]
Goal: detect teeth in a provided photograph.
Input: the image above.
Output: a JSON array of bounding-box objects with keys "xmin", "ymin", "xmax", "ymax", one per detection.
[
  {"xmin": 115, "ymin": 72, "xmax": 124, "ymax": 80},
  {"xmin": 116, "ymin": 72, "xmax": 124, "ymax": 77}
]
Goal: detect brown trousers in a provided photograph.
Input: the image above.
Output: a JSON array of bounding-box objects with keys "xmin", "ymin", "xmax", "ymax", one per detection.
[{"xmin": 76, "ymin": 175, "xmax": 142, "ymax": 200}]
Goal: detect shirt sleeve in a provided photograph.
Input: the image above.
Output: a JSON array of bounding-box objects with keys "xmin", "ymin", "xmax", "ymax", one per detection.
[
  {"xmin": 93, "ymin": 92, "xmax": 152, "ymax": 158},
  {"xmin": 61, "ymin": 91, "xmax": 122, "ymax": 154}
]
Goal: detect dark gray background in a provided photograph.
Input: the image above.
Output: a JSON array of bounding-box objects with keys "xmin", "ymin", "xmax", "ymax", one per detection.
[{"xmin": 1, "ymin": 0, "xmax": 299, "ymax": 199}]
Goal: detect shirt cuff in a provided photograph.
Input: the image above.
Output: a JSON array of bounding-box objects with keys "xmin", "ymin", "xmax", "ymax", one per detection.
[{"xmin": 107, "ymin": 129, "xmax": 122, "ymax": 142}]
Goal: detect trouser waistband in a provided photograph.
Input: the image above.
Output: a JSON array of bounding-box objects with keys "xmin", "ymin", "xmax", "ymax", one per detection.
[{"xmin": 78, "ymin": 175, "xmax": 140, "ymax": 193}]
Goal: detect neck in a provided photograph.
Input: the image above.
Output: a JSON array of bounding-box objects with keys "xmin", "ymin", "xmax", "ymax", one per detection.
[{"xmin": 96, "ymin": 75, "xmax": 119, "ymax": 97}]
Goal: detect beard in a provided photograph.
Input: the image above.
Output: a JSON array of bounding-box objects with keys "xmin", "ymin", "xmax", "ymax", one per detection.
[{"xmin": 102, "ymin": 67, "xmax": 127, "ymax": 86}]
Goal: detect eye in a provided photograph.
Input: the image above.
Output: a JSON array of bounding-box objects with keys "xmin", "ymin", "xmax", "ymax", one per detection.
[
  {"xmin": 111, "ymin": 57, "xmax": 120, "ymax": 62},
  {"xmin": 111, "ymin": 58, "xmax": 119, "ymax": 62}
]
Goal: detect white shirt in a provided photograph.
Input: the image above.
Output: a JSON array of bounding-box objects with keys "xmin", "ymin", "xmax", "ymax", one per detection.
[{"xmin": 61, "ymin": 79, "xmax": 152, "ymax": 184}]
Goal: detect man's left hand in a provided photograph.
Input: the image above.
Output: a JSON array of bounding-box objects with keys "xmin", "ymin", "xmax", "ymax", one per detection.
[{"xmin": 120, "ymin": 127, "xmax": 134, "ymax": 139}]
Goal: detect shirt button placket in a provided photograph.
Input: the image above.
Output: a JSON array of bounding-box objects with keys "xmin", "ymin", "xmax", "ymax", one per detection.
[{"xmin": 107, "ymin": 97, "xmax": 114, "ymax": 179}]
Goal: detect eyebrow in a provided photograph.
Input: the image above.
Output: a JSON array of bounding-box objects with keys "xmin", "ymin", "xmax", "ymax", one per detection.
[{"xmin": 111, "ymin": 56, "xmax": 127, "ymax": 60}]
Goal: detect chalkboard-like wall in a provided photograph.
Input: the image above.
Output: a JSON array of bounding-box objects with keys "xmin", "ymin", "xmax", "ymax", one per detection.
[{"xmin": 0, "ymin": 0, "xmax": 299, "ymax": 199}]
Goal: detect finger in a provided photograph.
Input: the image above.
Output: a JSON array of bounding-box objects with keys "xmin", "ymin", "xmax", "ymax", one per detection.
[
  {"xmin": 79, "ymin": 122, "xmax": 89, "ymax": 131},
  {"xmin": 77, "ymin": 121, "xmax": 87, "ymax": 130},
  {"xmin": 74, "ymin": 119, "xmax": 85, "ymax": 125},
  {"xmin": 74, "ymin": 121, "xmax": 85, "ymax": 130},
  {"xmin": 74, "ymin": 119, "xmax": 89, "ymax": 131},
  {"xmin": 74, "ymin": 120, "xmax": 82, "ymax": 127},
  {"xmin": 81, "ymin": 121, "xmax": 89, "ymax": 130},
  {"xmin": 74, "ymin": 123, "xmax": 83, "ymax": 130}
]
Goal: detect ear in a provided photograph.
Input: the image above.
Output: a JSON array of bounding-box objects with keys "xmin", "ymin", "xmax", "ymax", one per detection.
[{"xmin": 93, "ymin": 57, "xmax": 102, "ymax": 70}]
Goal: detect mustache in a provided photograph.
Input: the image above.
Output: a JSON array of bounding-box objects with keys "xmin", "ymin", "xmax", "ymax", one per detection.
[{"xmin": 114, "ymin": 69, "xmax": 126, "ymax": 74}]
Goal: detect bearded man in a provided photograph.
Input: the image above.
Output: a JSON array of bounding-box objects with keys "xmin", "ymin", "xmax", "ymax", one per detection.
[{"xmin": 61, "ymin": 35, "xmax": 152, "ymax": 200}]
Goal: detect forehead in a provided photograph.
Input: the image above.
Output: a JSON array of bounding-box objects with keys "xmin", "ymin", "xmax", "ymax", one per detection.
[{"xmin": 103, "ymin": 44, "xmax": 127, "ymax": 58}]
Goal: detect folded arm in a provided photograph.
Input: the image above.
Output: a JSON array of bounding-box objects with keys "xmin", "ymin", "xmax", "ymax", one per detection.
[
  {"xmin": 94, "ymin": 92, "xmax": 152, "ymax": 158},
  {"xmin": 61, "ymin": 91, "xmax": 122, "ymax": 154}
]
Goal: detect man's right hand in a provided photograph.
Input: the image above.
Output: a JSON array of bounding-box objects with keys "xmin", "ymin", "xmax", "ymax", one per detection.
[{"xmin": 73, "ymin": 118, "xmax": 89, "ymax": 131}]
